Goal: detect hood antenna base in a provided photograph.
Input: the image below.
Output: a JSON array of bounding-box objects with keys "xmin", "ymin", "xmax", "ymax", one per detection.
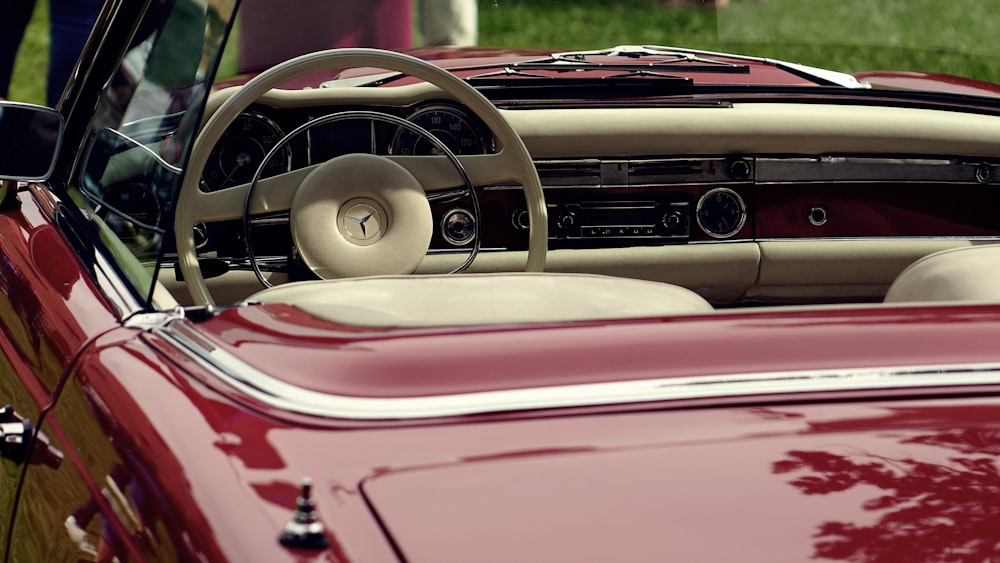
[{"xmin": 279, "ymin": 478, "xmax": 331, "ymax": 550}]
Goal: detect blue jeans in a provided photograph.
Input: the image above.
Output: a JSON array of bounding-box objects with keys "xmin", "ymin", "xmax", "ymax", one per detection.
[{"xmin": 48, "ymin": 0, "xmax": 104, "ymax": 105}]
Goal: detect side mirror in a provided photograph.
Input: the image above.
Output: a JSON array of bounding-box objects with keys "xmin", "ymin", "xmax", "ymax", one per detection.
[{"xmin": 0, "ymin": 102, "xmax": 63, "ymax": 182}]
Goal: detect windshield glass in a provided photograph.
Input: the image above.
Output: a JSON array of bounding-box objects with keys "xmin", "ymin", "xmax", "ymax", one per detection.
[{"xmin": 71, "ymin": 0, "xmax": 232, "ymax": 306}]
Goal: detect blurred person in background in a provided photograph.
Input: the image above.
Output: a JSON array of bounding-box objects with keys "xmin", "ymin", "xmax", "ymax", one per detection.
[
  {"xmin": 421, "ymin": 0, "xmax": 477, "ymax": 46},
  {"xmin": 0, "ymin": 0, "xmax": 104, "ymax": 105}
]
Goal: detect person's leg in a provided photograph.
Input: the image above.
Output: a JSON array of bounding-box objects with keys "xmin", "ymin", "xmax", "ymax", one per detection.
[
  {"xmin": 420, "ymin": 0, "xmax": 477, "ymax": 47},
  {"xmin": 46, "ymin": 0, "xmax": 103, "ymax": 105},
  {"xmin": 0, "ymin": 0, "xmax": 37, "ymax": 98}
]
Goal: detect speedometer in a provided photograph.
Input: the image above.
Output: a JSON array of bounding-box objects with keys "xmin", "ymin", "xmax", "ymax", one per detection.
[
  {"xmin": 201, "ymin": 111, "xmax": 292, "ymax": 192},
  {"xmin": 390, "ymin": 104, "xmax": 489, "ymax": 156}
]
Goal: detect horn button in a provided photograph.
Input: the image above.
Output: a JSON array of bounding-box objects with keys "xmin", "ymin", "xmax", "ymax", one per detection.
[
  {"xmin": 291, "ymin": 153, "xmax": 432, "ymax": 278},
  {"xmin": 340, "ymin": 199, "xmax": 386, "ymax": 246}
]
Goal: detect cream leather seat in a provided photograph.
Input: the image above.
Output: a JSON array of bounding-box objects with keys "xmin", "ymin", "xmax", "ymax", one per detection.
[
  {"xmin": 249, "ymin": 272, "xmax": 713, "ymax": 327},
  {"xmin": 884, "ymin": 244, "xmax": 1000, "ymax": 303}
]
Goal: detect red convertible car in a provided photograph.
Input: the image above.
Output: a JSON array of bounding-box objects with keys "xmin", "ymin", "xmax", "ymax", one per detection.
[{"xmin": 4, "ymin": 0, "xmax": 1000, "ymax": 561}]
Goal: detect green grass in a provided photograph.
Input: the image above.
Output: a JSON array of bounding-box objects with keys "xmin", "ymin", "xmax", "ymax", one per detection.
[
  {"xmin": 12, "ymin": 0, "xmax": 1000, "ymax": 105},
  {"xmin": 9, "ymin": 0, "xmax": 49, "ymax": 104},
  {"xmin": 478, "ymin": 0, "xmax": 1000, "ymax": 83}
]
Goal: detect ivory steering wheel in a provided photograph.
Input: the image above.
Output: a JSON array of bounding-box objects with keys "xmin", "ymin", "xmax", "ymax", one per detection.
[{"xmin": 175, "ymin": 48, "xmax": 547, "ymax": 306}]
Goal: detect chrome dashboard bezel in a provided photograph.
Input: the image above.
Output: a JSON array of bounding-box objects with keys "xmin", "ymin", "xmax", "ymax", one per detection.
[
  {"xmin": 696, "ymin": 186, "xmax": 748, "ymax": 239},
  {"xmin": 389, "ymin": 103, "xmax": 490, "ymax": 156},
  {"xmin": 200, "ymin": 110, "xmax": 293, "ymax": 192}
]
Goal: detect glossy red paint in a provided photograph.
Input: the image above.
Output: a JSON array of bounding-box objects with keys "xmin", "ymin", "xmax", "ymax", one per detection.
[
  {"xmin": 0, "ymin": 187, "xmax": 137, "ymax": 560},
  {"xmin": 355, "ymin": 398, "xmax": 1000, "ymax": 561},
  {"xmin": 187, "ymin": 301, "xmax": 1000, "ymax": 399},
  {"xmin": 46, "ymin": 326, "xmax": 399, "ymax": 561},
  {"xmin": 7, "ymin": 186, "xmax": 1000, "ymax": 560},
  {"xmin": 8, "ymin": 3, "xmax": 1000, "ymax": 560},
  {"xmin": 856, "ymin": 70, "xmax": 1000, "ymax": 98},
  {"xmin": 61, "ymin": 338, "xmax": 1000, "ymax": 562},
  {"xmin": 0, "ymin": 185, "xmax": 122, "ymax": 397}
]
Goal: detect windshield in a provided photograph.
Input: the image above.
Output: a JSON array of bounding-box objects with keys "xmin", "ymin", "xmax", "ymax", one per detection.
[{"xmin": 71, "ymin": 0, "xmax": 232, "ymax": 306}]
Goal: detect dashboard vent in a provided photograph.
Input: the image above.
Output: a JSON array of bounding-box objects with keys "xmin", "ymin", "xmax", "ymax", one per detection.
[
  {"xmin": 535, "ymin": 158, "xmax": 751, "ymax": 188},
  {"xmin": 535, "ymin": 159, "xmax": 602, "ymax": 187},
  {"xmin": 630, "ymin": 158, "xmax": 735, "ymax": 185}
]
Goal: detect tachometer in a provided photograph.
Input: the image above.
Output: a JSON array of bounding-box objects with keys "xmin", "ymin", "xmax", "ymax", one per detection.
[
  {"xmin": 201, "ymin": 111, "xmax": 292, "ymax": 192},
  {"xmin": 390, "ymin": 104, "xmax": 488, "ymax": 156}
]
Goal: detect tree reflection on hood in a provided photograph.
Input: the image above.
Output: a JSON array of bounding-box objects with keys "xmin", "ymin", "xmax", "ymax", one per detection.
[{"xmin": 773, "ymin": 426, "xmax": 1000, "ymax": 561}]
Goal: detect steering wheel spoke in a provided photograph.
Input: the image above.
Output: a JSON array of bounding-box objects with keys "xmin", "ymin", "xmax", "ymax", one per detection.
[
  {"xmin": 386, "ymin": 151, "xmax": 526, "ymax": 192},
  {"xmin": 187, "ymin": 167, "xmax": 312, "ymax": 223}
]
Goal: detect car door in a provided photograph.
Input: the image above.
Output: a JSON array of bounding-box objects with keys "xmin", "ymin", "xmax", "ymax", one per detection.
[
  {"xmin": 0, "ymin": 177, "xmax": 130, "ymax": 558},
  {"xmin": 7, "ymin": 327, "xmax": 170, "ymax": 562},
  {"xmin": 0, "ymin": 100, "xmax": 113, "ymax": 559}
]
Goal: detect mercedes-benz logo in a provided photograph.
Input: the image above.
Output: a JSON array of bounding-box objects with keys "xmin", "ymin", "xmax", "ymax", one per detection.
[{"xmin": 342, "ymin": 202, "xmax": 383, "ymax": 242}]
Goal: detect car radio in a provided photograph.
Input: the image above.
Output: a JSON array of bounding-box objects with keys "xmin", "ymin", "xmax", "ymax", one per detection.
[{"xmin": 547, "ymin": 200, "xmax": 690, "ymax": 241}]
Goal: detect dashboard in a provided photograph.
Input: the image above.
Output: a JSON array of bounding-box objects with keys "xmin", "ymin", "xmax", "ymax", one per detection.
[
  {"xmin": 200, "ymin": 99, "xmax": 1000, "ymax": 243},
  {"xmin": 185, "ymin": 90, "xmax": 1000, "ymax": 304},
  {"xmin": 199, "ymin": 102, "xmax": 493, "ymax": 192}
]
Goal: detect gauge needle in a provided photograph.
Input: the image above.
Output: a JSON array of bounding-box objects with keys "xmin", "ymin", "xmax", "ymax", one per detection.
[{"xmin": 221, "ymin": 152, "xmax": 254, "ymax": 187}]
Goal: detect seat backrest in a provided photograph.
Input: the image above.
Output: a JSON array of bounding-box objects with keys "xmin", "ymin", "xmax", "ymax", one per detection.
[
  {"xmin": 884, "ymin": 244, "xmax": 1000, "ymax": 303},
  {"xmin": 250, "ymin": 272, "xmax": 713, "ymax": 327}
]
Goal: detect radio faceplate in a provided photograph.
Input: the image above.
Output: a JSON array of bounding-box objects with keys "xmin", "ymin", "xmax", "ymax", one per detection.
[{"xmin": 548, "ymin": 200, "xmax": 690, "ymax": 241}]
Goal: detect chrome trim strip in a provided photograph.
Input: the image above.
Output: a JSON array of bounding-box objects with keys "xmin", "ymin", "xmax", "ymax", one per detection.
[
  {"xmin": 526, "ymin": 155, "xmax": 995, "ymax": 188},
  {"xmin": 434, "ymin": 236, "xmax": 1000, "ymax": 250},
  {"xmin": 755, "ymin": 156, "xmax": 989, "ymax": 184},
  {"xmin": 98, "ymin": 127, "xmax": 183, "ymax": 175},
  {"xmin": 157, "ymin": 319, "xmax": 1000, "ymax": 420},
  {"xmin": 93, "ymin": 251, "xmax": 147, "ymax": 319},
  {"xmin": 551, "ymin": 45, "xmax": 869, "ymax": 89}
]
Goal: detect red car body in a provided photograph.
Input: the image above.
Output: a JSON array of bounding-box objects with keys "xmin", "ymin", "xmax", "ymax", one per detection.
[
  {"xmin": 7, "ymin": 184, "xmax": 1000, "ymax": 561},
  {"xmin": 3, "ymin": 1, "xmax": 1000, "ymax": 562}
]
